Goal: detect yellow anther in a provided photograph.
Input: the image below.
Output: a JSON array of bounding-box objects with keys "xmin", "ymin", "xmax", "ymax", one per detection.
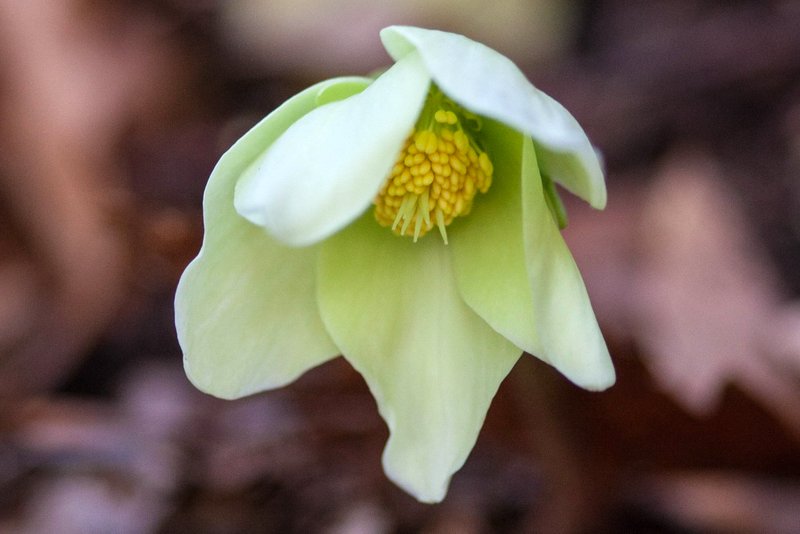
[
  {"xmin": 373, "ymin": 123, "xmax": 493, "ymax": 242},
  {"xmin": 373, "ymin": 84, "xmax": 494, "ymax": 242},
  {"xmin": 464, "ymin": 179, "xmax": 475, "ymax": 196},
  {"xmin": 434, "ymin": 109, "xmax": 458, "ymax": 125},
  {"xmin": 453, "ymin": 130, "xmax": 469, "ymax": 152},
  {"xmin": 414, "ymin": 130, "xmax": 438, "ymax": 154},
  {"xmin": 479, "ymin": 152, "xmax": 493, "ymax": 175}
]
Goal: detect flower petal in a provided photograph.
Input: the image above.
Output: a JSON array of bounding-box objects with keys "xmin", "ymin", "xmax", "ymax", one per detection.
[
  {"xmin": 534, "ymin": 131, "xmax": 607, "ymax": 210},
  {"xmin": 317, "ymin": 215, "xmax": 521, "ymax": 503},
  {"xmin": 176, "ymin": 77, "xmax": 367, "ymax": 399},
  {"xmin": 449, "ymin": 121, "xmax": 539, "ymax": 355},
  {"xmin": 234, "ymin": 52, "xmax": 431, "ymax": 246},
  {"xmin": 450, "ymin": 120, "xmax": 614, "ymax": 390},
  {"xmin": 521, "ymin": 137, "xmax": 615, "ymax": 390},
  {"xmin": 380, "ymin": 25, "xmax": 606, "ymax": 209}
]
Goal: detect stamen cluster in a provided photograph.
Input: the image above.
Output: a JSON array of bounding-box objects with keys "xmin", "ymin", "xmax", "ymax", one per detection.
[{"xmin": 374, "ymin": 109, "xmax": 493, "ymax": 243}]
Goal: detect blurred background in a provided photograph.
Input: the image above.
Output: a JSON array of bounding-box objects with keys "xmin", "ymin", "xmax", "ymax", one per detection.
[{"xmin": 1, "ymin": 0, "xmax": 799, "ymax": 532}]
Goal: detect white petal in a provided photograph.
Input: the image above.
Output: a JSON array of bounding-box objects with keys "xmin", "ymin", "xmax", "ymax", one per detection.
[
  {"xmin": 451, "ymin": 123, "xmax": 614, "ymax": 390},
  {"xmin": 234, "ymin": 52, "xmax": 431, "ymax": 246},
  {"xmin": 449, "ymin": 121, "xmax": 540, "ymax": 356},
  {"xmin": 317, "ymin": 215, "xmax": 521, "ymax": 502},
  {"xmin": 533, "ymin": 112, "xmax": 607, "ymax": 209},
  {"xmin": 520, "ymin": 138, "xmax": 615, "ymax": 389},
  {"xmin": 381, "ymin": 25, "xmax": 606, "ymax": 209},
  {"xmin": 176, "ymin": 78, "xmax": 366, "ymax": 399}
]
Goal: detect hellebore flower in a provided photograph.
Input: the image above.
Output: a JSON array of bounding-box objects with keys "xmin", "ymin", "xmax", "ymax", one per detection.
[{"xmin": 175, "ymin": 26, "xmax": 615, "ymax": 503}]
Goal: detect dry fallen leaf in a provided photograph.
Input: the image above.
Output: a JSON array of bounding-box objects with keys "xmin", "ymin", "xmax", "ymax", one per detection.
[
  {"xmin": 0, "ymin": 0, "xmax": 186, "ymax": 394},
  {"xmin": 632, "ymin": 151, "xmax": 800, "ymax": 437},
  {"xmin": 633, "ymin": 471, "xmax": 800, "ymax": 534}
]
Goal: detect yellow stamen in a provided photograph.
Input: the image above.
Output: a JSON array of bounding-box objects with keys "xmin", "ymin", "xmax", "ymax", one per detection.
[{"xmin": 373, "ymin": 106, "xmax": 493, "ymax": 243}]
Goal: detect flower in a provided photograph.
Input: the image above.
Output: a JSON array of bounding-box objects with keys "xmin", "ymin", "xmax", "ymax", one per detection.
[{"xmin": 175, "ymin": 25, "xmax": 615, "ymax": 503}]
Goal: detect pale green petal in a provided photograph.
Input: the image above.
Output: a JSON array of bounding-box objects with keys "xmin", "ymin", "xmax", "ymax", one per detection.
[
  {"xmin": 534, "ymin": 130, "xmax": 607, "ymax": 210},
  {"xmin": 380, "ymin": 25, "xmax": 606, "ymax": 209},
  {"xmin": 234, "ymin": 52, "xmax": 431, "ymax": 246},
  {"xmin": 176, "ymin": 77, "xmax": 368, "ymax": 399},
  {"xmin": 317, "ymin": 215, "xmax": 520, "ymax": 503},
  {"xmin": 449, "ymin": 120, "xmax": 540, "ymax": 357},
  {"xmin": 520, "ymin": 138, "xmax": 615, "ymax": 390},
  {"xmin": 450, "ymin": 121, "xmax": 614, "ymax": 390},
  {"xmin": 314, "ymin": 78, "xmax": 375, "ymax": 106}
]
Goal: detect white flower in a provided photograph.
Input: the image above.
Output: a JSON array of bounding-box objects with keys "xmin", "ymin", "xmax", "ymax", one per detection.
[{"xmin": 176, "ymin": 26, "xmax": 615, "ymax": 503}]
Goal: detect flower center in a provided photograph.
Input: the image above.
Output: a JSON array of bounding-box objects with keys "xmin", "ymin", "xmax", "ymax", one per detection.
[{"xmin": 373, "ymin": 90, "xmax": 493, "ymax": 244}]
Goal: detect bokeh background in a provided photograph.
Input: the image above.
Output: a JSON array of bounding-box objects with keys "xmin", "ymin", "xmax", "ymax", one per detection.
[{"xmin": 1, "ymin": 0, "xmax": 800, "ymax": 532}]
